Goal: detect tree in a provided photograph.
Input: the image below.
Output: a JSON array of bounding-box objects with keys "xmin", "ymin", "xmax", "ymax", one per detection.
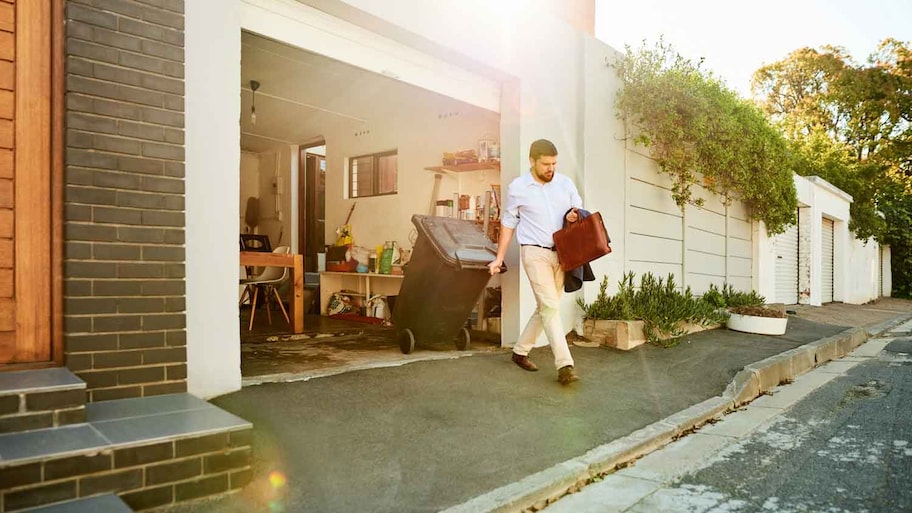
[{"xmin": 753, "ymin": 39, "xmax": 912, "ymax": 297}]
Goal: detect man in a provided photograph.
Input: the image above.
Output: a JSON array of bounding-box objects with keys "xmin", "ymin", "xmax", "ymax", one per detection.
[{"xmin": 487, "ymin": 139, "xmax": 581, "ymax": 385}]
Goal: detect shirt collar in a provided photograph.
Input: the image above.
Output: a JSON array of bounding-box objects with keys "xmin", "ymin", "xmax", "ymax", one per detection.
[{"xmin": 523, "ymin": 170, "xmax": 548, "ymax": 187}]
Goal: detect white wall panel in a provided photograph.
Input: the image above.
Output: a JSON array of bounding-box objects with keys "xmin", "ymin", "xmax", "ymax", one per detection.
[
  {"xmin": 687, "ymin": 206, "xmax": 726, "ymax": 234},
  {"xmin": 727, "ymin": 276, "xmax": 752, "ymax": 292},
  {"xmin": 727, "ymin": 256, "xmax": 752, "ymax": 278},
  {"xmin": 691, "ymin": 185, "xmax": 725, "ymax": 215},
  {"xmin": 727, "ymin": 200, "xmax": 750, "ymax": 220},
  {"xmin": 628, "ymin": 179, "xmax": 680, "ymax": 215},
  {"xmin": 882, "ymin": 246, "xmax": 892, "ymax": 297},
  {"xmin": 627, "ymin": 151, "xmax": 674, "ymax": 188},
  {"xmin": 686, "ymin": 228, "xmax": 725, "ymax": 255},
  {"xmin": 628, "ymin": 207, "xmax": 682, "ymax": 239},
  {"xmin": 727, "ymin": 237, "xmax": 752, "ymax": 259},
  {"xmin": 688, "ymin": 274, "xmax": 723, "ymax": 295},
  {"xmin": 627, "ymin": 234, "xmax": 682, "ymax": 264},
  {"xmin": 627, "ymin": 261, "xmax": 682, "ymax": 281},
  {"xmin": 727, "ymin": 217, "xmax": 752, "ymax": 240},
  {"xmin": 685, "ymin": 251, "xmax": 726, "ymax": 276}
]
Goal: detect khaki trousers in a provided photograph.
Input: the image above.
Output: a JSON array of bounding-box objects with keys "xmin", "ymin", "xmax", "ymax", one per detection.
[{"xmin": 512, "ymin": 245, "xmax": 574, "ymax": 369}]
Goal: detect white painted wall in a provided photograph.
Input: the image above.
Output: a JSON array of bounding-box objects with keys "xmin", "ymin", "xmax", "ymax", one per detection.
[
  {"xmin": 882, "ymin": 245, "xmax": 893, "ymax": 297},
  {"xmin": 185, "ymin": 0, "xmax": 242, "ymax": 398},
  {"xmin": 320, "ymin": 102, "xmax": 499, "ymax": 253},
  {"xmin": 240, "ymin": 152, "xmax": 259, "ymax": 232},
  {"xmin": 612, "ymin": 135, "xmax": 756, "ymax": 300},
  {"xmin": 510, "ymin": 16, "xmax": 586, "ymax": 347},
  {"xmin": 255, "ymin": 148, "xmax": 293, "ymax": 249},
  {"xmin": 845, "ymin": 237, "xmax": 882, "ymax": 304},
  {"xmin": 579, "ymin": 37, "xmax": 626, "ymax": 324},
  {"xmin": 752, "ymin": 220, "xmax": 776, "ymax": 301},
  {"xmin": 755, "ymin": 174, "xmax": 882, "ymax": 306}
]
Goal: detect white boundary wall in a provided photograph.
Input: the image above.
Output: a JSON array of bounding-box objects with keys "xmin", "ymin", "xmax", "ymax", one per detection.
[{"xmin": 755, "ymin": 174, "xmax": 884, "ymax": 306}]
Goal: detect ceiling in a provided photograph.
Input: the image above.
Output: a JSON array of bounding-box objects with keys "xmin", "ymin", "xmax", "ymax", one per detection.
[{"xmin": 239, "ymin": 31, "xmax": 472, "ymax": 153}]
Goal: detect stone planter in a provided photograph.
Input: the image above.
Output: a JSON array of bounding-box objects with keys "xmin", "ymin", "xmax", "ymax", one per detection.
[
  {"xmin": 582, "ymin": 319, "xmax": 719, "ymax": 350},
  {"xmin": 726, "ymin": 312, "xmax": 788, "ymax": 335}
]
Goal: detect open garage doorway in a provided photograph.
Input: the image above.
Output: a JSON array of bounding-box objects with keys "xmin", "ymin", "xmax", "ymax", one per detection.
[{"xmin": 236, "ymin": 31, "xmax": 505, "ymax": 383}]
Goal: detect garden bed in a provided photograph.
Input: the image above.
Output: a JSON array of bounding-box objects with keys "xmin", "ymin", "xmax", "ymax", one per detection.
[{"xmin": 582, "ymin": 319, "xmax": 720, "ymax": 350}]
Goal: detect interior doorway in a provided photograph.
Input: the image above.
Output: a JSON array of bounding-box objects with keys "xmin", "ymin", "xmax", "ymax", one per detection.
[{"xmin": 298, "ymin": 143, "xmax": 326, "ymax": 272}]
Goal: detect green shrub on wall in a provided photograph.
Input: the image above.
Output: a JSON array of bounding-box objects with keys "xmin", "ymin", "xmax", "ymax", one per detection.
[
  {"xmin": 577, "ymin": 272, "xmax": 731, "ymax": 347},
  {"xmin": 700, "ymin": 283, "xmax": 766, "ymax": 309},
  {"xmin": 614, "ymin": 39, "xmax": 799, "ymax": 235}
]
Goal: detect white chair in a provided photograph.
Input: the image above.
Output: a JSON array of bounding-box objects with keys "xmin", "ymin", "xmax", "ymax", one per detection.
[{"xmin": 240, "ymin": 246, "xmax": 291, "ymax": 330}]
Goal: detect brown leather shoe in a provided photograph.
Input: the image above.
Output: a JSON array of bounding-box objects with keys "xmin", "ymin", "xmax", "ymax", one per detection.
[
  {"xmin": 511, "ymin": 352, "xmax": 538, "ymax": 372},
  {"xmin": 558, "ymin": 365, "xmax": 579, "ymax": 385}
]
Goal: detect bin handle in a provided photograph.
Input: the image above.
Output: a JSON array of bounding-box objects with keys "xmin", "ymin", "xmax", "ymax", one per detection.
[{"xmin": 459, "ymin": 261, "xmax": 507, "ymax": 273}]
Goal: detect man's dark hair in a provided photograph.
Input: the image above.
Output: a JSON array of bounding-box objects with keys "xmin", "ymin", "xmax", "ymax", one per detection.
[{"xmin": 529, "ymin": 139, "xmax": 558, "ymax": 161}]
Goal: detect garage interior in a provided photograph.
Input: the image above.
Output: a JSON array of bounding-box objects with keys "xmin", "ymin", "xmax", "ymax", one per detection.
[{"xmin": 236, "ymin": 31, "xmax": 505, "ymax": 382}]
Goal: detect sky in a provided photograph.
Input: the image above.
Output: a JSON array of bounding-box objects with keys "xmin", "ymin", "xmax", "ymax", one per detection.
[{"xmin": 594, "ymin": 0, "xmax": 912, "ymax": 98}]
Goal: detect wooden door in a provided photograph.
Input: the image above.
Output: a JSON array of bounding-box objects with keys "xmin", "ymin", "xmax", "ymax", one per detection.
[
  {"xmin": 0, "ymin": 0, "xmax": 63, "ymax": 367},
  {"xmin": 297, "ymin": 146, "xmax": 325, "ymax": 272}
]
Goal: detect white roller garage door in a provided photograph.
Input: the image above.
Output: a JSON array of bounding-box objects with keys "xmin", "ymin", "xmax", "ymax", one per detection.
[
  {"xmin": 775, "ymin": 223, "xmax": 799, "ymax": 304},
  {"xmin": 821, "ymin": 218, "xmax": 834, "ymax": 303},
  {"xmin": 241, "ymin": 0, "xmax": 501, "ymax": 113}
]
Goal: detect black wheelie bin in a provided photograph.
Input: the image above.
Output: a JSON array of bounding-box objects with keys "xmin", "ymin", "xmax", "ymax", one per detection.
[{"xmin": 392, "ymin": 215, "xmax": 502, "ymax": 354}]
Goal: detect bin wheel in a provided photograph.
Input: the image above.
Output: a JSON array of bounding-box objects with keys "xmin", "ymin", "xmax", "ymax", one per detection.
[
  {"xmin": 399, "ymin": 329, "xmax": 415, "ymax": 354},
  {"xmin": 455, "ymin": 327, "xmax": 470, "ymax": 351}
]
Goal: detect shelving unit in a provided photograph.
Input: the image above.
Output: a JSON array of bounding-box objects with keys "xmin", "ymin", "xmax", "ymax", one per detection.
[
  {"xmin": 320, "ymin": 271, "xmax": 404, "ymax": 315},
  {"xmin": 424, "ymin": 161, "xmax": 500, "ymax": 174}
]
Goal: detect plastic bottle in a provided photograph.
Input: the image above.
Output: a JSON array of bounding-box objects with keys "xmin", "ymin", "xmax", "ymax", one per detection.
[{"xmin": 379, "ymin": 241, "xmax": 393, "ymax": 274}]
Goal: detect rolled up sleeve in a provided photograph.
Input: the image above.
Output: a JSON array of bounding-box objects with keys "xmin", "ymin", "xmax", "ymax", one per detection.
[{"xmin": 501, "ymin": 186, "xmax": 520, "ymax": 229}]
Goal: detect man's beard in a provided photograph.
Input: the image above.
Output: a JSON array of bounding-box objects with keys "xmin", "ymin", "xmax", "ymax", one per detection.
[{"xmin": 535, "ymin": 169, "xmax": 554, "ymax": 183}]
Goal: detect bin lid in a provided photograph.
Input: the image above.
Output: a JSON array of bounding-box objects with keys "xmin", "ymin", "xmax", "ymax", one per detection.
[{"xmin": 411, "ymin": 215, "xmax": 498, "ymax": 269}]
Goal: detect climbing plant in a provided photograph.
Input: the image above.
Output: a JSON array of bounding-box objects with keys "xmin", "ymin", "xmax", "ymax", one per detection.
[{"xmin": 615, "ymin": 39, "xmax": 799, "ymax": 234}]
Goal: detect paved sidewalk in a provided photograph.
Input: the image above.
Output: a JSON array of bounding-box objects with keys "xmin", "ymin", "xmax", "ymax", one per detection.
[{"xmin": 165, "ymin": 299, "xmax": 912, "ymax": 513}]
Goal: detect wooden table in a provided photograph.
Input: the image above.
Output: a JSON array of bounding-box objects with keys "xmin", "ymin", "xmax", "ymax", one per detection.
[{"xmin": 240, "ymin": 251, "xmax": 304, "ymax": 333}]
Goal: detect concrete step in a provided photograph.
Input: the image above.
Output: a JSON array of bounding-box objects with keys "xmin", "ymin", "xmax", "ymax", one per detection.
[
  {"xmin": 0, "ymin": 393, "xmax": 252, "ymax": 512},
  {"xmin": 0, "ymin": 369, "xmax": 86, "ymax": 434},
  {"xmin": 20, "ymin": 494, "xmax": 132, "ymax": 512}
]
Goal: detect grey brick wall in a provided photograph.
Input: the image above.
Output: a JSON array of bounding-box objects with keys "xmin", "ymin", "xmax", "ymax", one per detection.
[{"xmin": 64, "ymin": 0, "xmax": 187, "ymax": 402}]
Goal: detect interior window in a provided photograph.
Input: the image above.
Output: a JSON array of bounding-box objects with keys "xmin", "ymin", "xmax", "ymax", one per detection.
[{"xmin": 350, "ymin": 150, "xmax": 397, "ymax": 198}]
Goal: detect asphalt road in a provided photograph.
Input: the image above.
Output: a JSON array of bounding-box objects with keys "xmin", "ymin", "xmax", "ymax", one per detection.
[{"xmin": 548, "ymin": 333, "xmax": 912, "ymax": 512}]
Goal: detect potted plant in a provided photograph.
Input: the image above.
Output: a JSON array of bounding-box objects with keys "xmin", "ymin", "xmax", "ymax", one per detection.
[
  {"xmin": 726, "ymin": 305, "xmax": 788, "ymax": 335},
  {"xmin": 700, "ymin": 283, "xmax": 787, "ymax": 335}
]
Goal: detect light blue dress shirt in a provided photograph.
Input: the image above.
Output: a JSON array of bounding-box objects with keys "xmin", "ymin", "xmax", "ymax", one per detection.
[{"xmin": 501, "ymin": 172, "xmax": 583, "ymax": 247}]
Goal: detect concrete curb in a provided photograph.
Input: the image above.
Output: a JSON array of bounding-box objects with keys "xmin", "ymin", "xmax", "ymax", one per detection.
[{"xmin": 442, "ymin": 313, "xmax": 912, "ymax": 513}]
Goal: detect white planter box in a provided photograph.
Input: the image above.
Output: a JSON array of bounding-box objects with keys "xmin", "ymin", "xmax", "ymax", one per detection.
[
  {"xmin": 726, "ymin": 313, "xmax": 787, "ymax": 335},
  {"xmin": 582, "ymin": 319, "xmax": 719, "ymax": 350}
]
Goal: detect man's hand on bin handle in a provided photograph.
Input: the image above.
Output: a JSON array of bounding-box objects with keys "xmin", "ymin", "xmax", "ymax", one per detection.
[{"xmin": 487, "ymin": 258, "xmax": 507, "ymax": 276}]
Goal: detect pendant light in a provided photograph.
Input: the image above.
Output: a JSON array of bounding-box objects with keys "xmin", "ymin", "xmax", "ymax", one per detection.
[{"xmin": 250, "ymin": 80, "xmax": 260, "ymax": 125}]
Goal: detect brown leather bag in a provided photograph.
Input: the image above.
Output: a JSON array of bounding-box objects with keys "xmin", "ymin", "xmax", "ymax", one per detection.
[{"xmin": 552, "ymin": 211, "xmax": 612, "ymax": 272}]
